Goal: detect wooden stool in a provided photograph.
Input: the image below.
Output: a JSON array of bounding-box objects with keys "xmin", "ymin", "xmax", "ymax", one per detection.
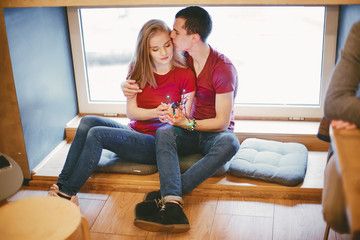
[{"xmin": 0, "ymin": 196, "xmax": 90, "ymax": 240}]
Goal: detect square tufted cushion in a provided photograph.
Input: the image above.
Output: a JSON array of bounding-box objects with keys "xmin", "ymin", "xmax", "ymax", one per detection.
[
  {"xmin": 229, "ymin": 138, "xmax": 308, "ymax": 186},
  {"xmin": 179, "ymin": 153, "xmax": 230, "ymax": 177},
  {"xmin": 95, "ymin": 150, "xmax": 157, "ymax": 175}
]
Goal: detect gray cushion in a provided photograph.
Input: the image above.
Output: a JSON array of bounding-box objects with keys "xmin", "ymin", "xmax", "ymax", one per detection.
[
  {"xmin": 229, "ymin": 138, "xmax": 308, "ymax": 186},
  {"xmin": 95, "ymin": 151, "xmax": 230, "ymax": 176},
  {"xmin": 179, "ymin": 153, "xmax": 230, "ymax": 177},
  {"xmin": 95, "ymin": 150, "xmax": 157, "ymax": 175}
]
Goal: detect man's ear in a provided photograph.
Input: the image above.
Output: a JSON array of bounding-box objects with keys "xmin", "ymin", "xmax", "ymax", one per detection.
[{"xmin": 191, "ymin": 33, "xmax": 201, "ymax": 42}]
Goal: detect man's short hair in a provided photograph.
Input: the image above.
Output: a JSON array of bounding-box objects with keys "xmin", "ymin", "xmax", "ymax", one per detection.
[{"xmin": 175, "ymin": 6, "xmax": 212, "ymax": 42}]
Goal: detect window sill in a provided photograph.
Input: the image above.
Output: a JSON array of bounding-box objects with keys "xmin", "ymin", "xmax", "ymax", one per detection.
[{"xmin": 65, "ymin": 115, "xmax": 329, "ymax": 151}]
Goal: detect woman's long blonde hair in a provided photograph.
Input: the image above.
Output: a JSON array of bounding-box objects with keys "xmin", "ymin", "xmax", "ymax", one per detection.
[{"xmin": 127, "ymin": 19, "xmax": 187, "ymax": 89}]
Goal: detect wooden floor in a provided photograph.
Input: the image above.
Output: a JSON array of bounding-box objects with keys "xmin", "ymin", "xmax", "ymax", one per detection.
[
  {"xmin": 6, "ymin": 187, "xmax": 351, "ymax": 240},
  {"xmin": 24, "ymin": 145, "xmax": 351, "ymax": 239},
  {"xmin": 18, "ymin": 116, "xmax": 350, "ymax": 239}
]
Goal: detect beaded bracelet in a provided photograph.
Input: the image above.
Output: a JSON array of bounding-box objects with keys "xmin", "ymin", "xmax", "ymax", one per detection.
[{"xmin": 186, "ymin": 119, "xmax": 197, "ymax": 131}]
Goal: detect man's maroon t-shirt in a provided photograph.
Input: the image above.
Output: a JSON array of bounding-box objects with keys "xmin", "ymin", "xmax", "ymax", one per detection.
[{"xmin": 186, "ymin": 47, "xmax": 238, "ymax": 131}]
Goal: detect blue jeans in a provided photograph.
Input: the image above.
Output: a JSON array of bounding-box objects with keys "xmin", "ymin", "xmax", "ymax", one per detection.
[
  {"xmin": 155, "ymin": 125, "xmax": 240, "ymax": 203},
  {"xmin": 58, "ymin": 115, "xmax": 156, "ymax": 196}
]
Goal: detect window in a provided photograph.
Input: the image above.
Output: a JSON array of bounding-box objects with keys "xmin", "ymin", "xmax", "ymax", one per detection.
[{"xmin": 68, "ymin": 6, "xmax": 338, "ymax": 119}]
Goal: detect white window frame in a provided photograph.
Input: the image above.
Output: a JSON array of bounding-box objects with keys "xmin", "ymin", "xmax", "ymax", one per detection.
[{"xmin": 67, "ymin": 6, "xmax": 339, "ymax": 119}]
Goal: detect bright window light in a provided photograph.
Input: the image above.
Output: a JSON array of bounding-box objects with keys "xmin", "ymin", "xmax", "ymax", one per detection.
[{"xmin": 80, "ymin": 6, "xmax": 325, "ymax": 106}]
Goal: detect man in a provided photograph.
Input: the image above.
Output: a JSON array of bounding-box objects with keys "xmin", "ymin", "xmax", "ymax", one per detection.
[
  {"xmin": 123, "ymin": 6, "xmax": 240, "ymax": 233},
  {"xmin": 321, "ymin": 20, "xmax": 360, "ymax": 235}
]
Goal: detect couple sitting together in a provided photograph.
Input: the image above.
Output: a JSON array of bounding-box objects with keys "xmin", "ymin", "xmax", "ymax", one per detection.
[{"xmin": 48, "ymin": 6, "xmax": 240, "ymax": 233}]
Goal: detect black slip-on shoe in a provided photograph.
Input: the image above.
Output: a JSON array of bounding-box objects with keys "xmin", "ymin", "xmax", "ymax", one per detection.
[
  {"xmin": 134, "ymin": 202, "xmax": 190, "ymax": 233},
  {"xmin": 135, "ymin": 190, "xmax": 162, "ymax": 219}
]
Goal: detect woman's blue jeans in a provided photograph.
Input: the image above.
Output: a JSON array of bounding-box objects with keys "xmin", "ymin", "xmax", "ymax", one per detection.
[
  {"xmin": 58, "ymin": 115, "xmax": 156, "ymax": 196},
  {"xmin": 155, "ymin": 125, "xmax": 240, "ymax": 202}
]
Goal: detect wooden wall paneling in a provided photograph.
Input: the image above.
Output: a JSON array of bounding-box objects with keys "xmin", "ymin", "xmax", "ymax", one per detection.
[{"xmin": 0, "ymin": 8, "xmax": 31, "ymax": 179}]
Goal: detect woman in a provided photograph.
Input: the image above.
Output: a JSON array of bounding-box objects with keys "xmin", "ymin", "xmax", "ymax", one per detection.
[{"xmin": 48, "ymin": 19, "xmax": 196, "ymax": 205}]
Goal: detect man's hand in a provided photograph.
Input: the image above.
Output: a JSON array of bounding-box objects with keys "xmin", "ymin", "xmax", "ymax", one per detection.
[
  {"xmin": 158, "ymin": 103, "xmax": 188, "ymax": 126},
  {"xmin": 163, "ymin": 104, "xmax": 192, "ymax": 128},
  {"xmin": 331, "ymin": 120, "xmax": 358, "ymax": 130},
  {"xmin": 121, "ymin": 79, "xmax": 142, "ymax": 99}
]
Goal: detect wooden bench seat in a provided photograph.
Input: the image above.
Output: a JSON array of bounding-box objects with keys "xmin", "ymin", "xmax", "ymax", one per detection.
[
  {"xmin": 30, "ymin": 143, "xmax": 327, "ymax": 201},
  {"xmin": 29, "ymin": 116, "xmax": 329, "ymax": 201}
]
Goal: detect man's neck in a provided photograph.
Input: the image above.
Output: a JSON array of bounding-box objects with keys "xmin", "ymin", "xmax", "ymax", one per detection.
[{"xmin": 188, "ymin": 43, "xmax": 210, "ymax": 77}]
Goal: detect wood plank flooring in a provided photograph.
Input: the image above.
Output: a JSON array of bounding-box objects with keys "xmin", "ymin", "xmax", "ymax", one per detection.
[
  {"xmin": 5, "ymin": 187, "xmax": 351, "ymax": 240},
  {"xmin": 20, "ymin": 117, "xmax": 344, "ymax": 239}
]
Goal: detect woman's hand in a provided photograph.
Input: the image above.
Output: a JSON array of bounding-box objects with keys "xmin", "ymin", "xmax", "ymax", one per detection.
[
  {"xmin": 331, "ymin": 120, "xmax": 358, "ymax": 130},
  {"xmin": 121, "ymin": 79, "xmax": 142, "ymax": 99},
  {"xmin": 157, "ymin": 103, "xmax": 170, "ymax": 123}
]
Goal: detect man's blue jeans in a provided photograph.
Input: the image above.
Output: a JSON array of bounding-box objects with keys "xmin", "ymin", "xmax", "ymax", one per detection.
[
  {"xmin": 155, "ymin": 125, "xmax": 240, "ymax": 203},
  {"xmin": 58, "ymin": 115, "xmax": 156, "ymax": 196}
]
